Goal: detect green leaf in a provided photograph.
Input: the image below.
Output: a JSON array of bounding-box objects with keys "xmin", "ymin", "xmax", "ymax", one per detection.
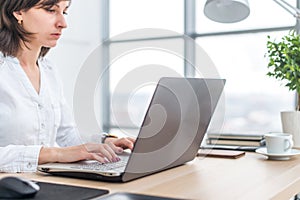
[{"xmin": 266, "ymin": 31, "xmax": 300, "ymax": 109}]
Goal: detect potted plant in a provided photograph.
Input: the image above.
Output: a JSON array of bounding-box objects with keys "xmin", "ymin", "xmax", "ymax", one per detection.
[{"xmin": 266, "ymin": 30, "xmax": 300, "ymax": 147}]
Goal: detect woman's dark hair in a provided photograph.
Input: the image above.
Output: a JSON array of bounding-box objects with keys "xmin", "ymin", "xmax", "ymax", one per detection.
[{"xmin": 0, "ymin": 0, "xmax": 70, "ymax": 58}]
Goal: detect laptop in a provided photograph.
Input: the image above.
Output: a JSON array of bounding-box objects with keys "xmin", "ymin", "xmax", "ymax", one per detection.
[{"xmin": 38, "ymin": 77, "xmax": 226, "ymax": 182}]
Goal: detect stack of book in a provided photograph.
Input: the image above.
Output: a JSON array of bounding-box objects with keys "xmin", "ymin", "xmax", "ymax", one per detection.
[{"xmin": 206, "ymin": 132, "xmax": 265, "ymax": 147}]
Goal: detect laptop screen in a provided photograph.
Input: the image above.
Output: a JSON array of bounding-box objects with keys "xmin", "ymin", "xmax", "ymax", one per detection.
[{"xmin": 123, "ymin": 77, "xmax": 225, "ymax": 182}]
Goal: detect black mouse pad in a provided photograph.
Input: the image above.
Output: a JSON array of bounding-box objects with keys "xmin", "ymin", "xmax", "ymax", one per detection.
[{"xmin": 25, "ymin": 182, "xmax": 109, "ymax": 200}]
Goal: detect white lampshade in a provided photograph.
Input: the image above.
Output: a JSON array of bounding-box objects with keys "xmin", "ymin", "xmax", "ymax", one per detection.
[{"xmin": 204, "ymin": 0, "xmax": 250, "ymax": 23}]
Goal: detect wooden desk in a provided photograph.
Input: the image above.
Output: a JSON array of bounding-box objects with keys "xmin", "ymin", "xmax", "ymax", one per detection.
[{"xmin": 1, "ymin": 152, "xmax": 300, "ymax": 200}]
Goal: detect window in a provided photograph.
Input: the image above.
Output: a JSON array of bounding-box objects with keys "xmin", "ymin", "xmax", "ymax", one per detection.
[
  {"xmin": 109, "ymin": 38, "xmax": 185, "ymax": 131},
  {"xmin": 197, "ymin": 31, "xmax": 295, "ymax": 132},
  {"xmin": 110, "ymin": 0, "xmax": 184, "ymax": 37},
  {"xmin": 196, "ymin": 0, "xmax": 296, "ymax": 34},
  {"xmin": 104, "ymin": 0, "xmax": 297, "ymax": 135}
]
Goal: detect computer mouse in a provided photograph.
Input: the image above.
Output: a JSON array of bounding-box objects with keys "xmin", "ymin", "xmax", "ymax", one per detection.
[{"xmin": 0, "ymin": 176, "xmax": 40, "ymax": 199}]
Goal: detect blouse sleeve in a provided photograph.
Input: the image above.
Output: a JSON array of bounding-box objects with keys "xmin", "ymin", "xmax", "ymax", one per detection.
[{"xmin": 0, "ymin": 145, "xmax": 42, "ymax": 173}]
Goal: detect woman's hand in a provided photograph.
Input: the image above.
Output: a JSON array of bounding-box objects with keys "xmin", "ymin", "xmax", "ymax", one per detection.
[
  {"xmin": 38, "ymin": 136, "xmax": 136, "ymax": 165},
  {"xmin": 38, "ymin": 143, "xmax": 122, "ymax": 164},
  {"xmin": 104, "ymin": 137, "xmax": 136, "ymax": 151}
]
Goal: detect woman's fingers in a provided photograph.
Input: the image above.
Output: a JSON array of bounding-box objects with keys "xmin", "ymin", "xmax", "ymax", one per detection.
[
  {"xmin": 84, "ymin": 143, "xmax": 120, "ymax": 162},
  {"xmin": 90, "ymin": 153, "xmax": 108, "ymax": 163},
  {"xmin": 104, "ymin": 136, "xmax": 136, "ymax": 150},
  {"xmin": 127, "ymin": 137, "xmax": 136, "ymax": 143},
  {"xmin": 53, "ymin": 143, "xmax": 122, "ymax": 164},
  {"xmin": 117, "ymin": 138, "xmax": 135, "ymax": 150},
  {"xmin": 107, "ymin": 141, "xmax": 124, "ymax": 154},
  {"xmin": 106, "ymin": 138, "xmax": 133, "ymax": 150},
  {"xmin": 102, "ymin": 144, "xmax": 120, "ymax": 162}
]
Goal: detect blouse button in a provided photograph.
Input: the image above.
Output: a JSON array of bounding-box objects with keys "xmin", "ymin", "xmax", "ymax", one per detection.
[
  {"xmin": 27, "ymin": 162, "xmax": 32, "ymax": 169},
  {"xmin": 38, "ymin": 104, "xmax": 43, "ymax": 109},
  {"xmin": 41, "ymin": 123, "xmax": 45, "ymax": 129}
]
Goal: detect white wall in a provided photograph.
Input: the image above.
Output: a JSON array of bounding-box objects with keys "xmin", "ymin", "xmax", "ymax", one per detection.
[{"xmin": 47, "ymin": 0, "xmax": 102, "ymax": 108}]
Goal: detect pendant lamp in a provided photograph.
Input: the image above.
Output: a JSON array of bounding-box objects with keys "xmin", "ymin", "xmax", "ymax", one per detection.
[{"xmin": 204, "ymin": 0, "xmax": 250, "ymax": 23}]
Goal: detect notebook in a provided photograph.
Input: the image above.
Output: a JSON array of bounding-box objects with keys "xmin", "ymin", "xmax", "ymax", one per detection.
[{"xmin": 38, "ymin": 77, "xmax": 225, "ymax": 182}]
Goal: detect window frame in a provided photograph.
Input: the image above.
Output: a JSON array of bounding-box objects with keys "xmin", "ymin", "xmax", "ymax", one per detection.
[{"xmin": 100, "ymin": 0, "xmax": 298, "ymax": 133}]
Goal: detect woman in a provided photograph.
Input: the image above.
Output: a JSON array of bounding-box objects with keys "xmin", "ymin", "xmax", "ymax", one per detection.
[{"xmin": 0, "ymin": 0, "xmax": 135, "ymax": 172}]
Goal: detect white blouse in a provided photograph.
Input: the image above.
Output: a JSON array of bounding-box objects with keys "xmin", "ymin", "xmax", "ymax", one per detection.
[{"xmin": 0, "ymin": 53, "xmax": 83, "ymax": 172}]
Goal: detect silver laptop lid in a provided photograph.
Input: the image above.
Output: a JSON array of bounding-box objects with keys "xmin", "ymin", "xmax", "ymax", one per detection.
[
  {"xmin": 122, "ymin": 77, "xmax": 225, "ymax": 182},
  {"xmin": 37, "ymin": 77, "xmax": 225, "ymax": 182}
]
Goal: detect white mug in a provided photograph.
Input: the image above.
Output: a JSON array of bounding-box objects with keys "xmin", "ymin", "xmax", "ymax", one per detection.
[{"xmin": 265, "ymin": 133, "xmax": 293, "ymax": 154}]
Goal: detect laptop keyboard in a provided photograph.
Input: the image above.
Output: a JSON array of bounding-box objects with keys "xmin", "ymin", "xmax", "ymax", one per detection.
[{"xmin": 70, "ymin": 155, "xmax": 129, "ymax": 172}]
